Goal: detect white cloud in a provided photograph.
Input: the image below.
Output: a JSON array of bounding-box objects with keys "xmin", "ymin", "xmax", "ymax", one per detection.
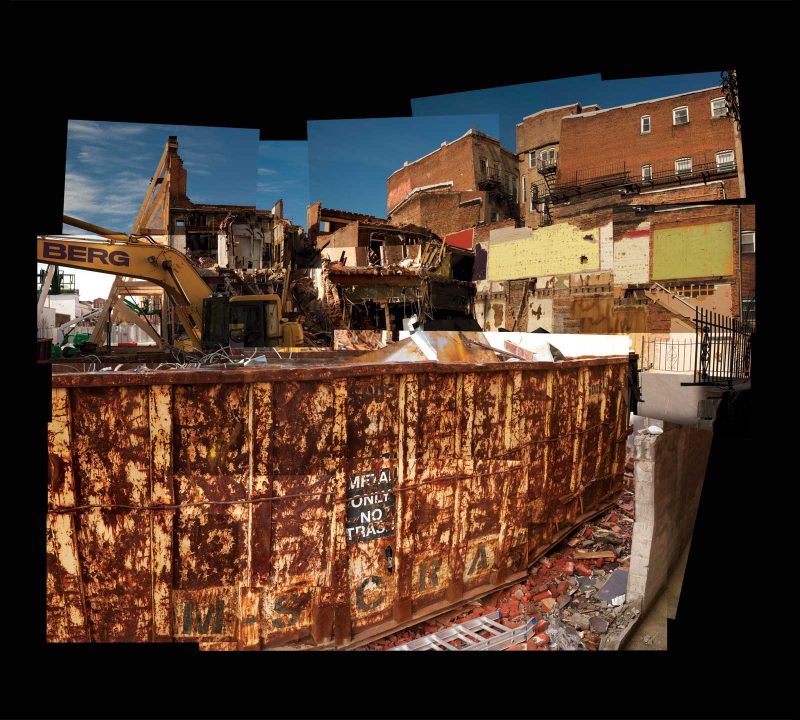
[
  {"xmin": 64, "ymin": 170, "xmax": 149, "ymax": 228},
  {"xmin": 258, "ymin": 167, "xmax": 277, "ymax": 176},
  {"xmin": 68, "ymin": 120, "xmax": 149, "ymax": 144}
]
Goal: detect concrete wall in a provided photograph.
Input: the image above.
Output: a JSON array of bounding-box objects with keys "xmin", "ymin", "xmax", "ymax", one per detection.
[
  {"xmin": 637, "ymin": 372, "xmax": 708, "ymax": 426},
  {"xmin": 627, "ymin": 424, "xmax": 712, "ymax": 615}
]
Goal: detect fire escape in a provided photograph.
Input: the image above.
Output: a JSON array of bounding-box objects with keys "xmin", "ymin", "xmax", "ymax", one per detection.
[
  {"xmin": 477, "ymin": 164, "xmax": 517, "ymax": 221},
  {"xmin": 536, "ymin": 154, "xmax": 557, "ymax": 225}
]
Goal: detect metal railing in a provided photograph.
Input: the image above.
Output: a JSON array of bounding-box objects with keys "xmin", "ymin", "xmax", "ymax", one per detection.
[
  {"xmin": 549, "ymin": 151, "xmax": 738, "ymax": 200},
  {"xmin": 688, "ymin": 307, "xmax": 752, "ymax": 387},
  {"xmin": 639, "ymin": 337, "xmax": 696, "ymax": 374}
]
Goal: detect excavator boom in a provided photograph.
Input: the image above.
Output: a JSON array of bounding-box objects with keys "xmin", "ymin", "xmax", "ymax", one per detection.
[{"xmin": 37, "ymin": 219, "xmax": 213, "ymax": 350}]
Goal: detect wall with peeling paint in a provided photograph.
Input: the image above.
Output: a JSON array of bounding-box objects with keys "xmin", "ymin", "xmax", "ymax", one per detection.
[
  {"xmin": 652, "ymin": 221, "xmax": 734, "ymax": 280},
  {"xmin": 614, "ymin": 229, "xmax": 651, "ymax": 285},
  {"xmin": 487, "ymin": 223, "xmax": 600, "ymax": 281}
]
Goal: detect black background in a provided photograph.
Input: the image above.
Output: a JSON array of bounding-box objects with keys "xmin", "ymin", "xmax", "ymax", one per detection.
[{"xmin": 11, "ymin": 1, "xmax": 786, "ymax": 718}]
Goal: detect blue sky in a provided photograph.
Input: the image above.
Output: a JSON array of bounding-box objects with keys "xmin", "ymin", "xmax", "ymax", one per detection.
[
  {"xmin": 308, "ymin": 115, "xmax": 500, "ymax": 218},
  {"xmin": 257, "ymin": 141, "xmax": 309, "ymax": 228},
  {"xmin": 412, "ymin": 72, "xmax": 723, "ymax": 150},
  {"xmin": 55, "ymin": 120, "xmax": 259, "ymax": 299}
]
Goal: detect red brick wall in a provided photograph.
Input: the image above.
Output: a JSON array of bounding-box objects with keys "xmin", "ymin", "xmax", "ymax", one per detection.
[
  {"xmin": 740, "ymin": 204, "xmax": 756, "ymax": 300},
  {"xmin": 387, "ymin": 132, "xmax": 518, "ymax": 215},
  {"xmin": 516, "ymin": 104, "xmax": 583, "ymax": 229},
  {"xmin": 648, "ymin": 205, "xmax": 741, "ymax": 316},
  {"xmin": 390, "ymin": 191, "xmax": 488, "ymax": 239},
  {"xmin": 557, "ymin": 88, "xmax": 739, "ymax": 194}
]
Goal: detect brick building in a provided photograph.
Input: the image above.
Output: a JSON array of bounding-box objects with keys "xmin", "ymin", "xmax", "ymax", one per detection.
[
  {"xmin": 516, "ymin": 103, "xmax": 599, "ymax": 228},
  {"xmin": 473, "ymin": 203, "xmax": 754, "ymax": 335},
  {"xmin": 387, "ymin": 129, "xmax": 519, "ymax": 239},
  {"xmin": 516, "ymin": 88, "xmax": 745, "ymax": 229}
]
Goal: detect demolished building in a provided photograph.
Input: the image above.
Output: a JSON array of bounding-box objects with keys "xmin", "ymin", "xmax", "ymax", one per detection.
[{"xmin": 306, "ymin": 203, "xmax": 479, "ymax": 345}]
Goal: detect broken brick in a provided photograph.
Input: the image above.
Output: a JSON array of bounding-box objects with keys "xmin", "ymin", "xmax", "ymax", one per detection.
[
  {"xmin": 540, "ymin": 597, "xmax": 556, "ymax": 613},
  {"xmin": 575, "ymin": 563, "xmax": 593, "ymax": 576},
  {"xmin": 533, "ymin": 590, "xmax": 552, "ymax": 602},
  {"xmin": 564, "ymin": 562, "xmax": 575, "ymax": 575}
]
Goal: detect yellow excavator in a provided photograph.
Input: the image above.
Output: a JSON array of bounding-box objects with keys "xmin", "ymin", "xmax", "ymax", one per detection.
[{"xmin": 37, "ymin": 215, "xmax": 304, "ymax": 353}]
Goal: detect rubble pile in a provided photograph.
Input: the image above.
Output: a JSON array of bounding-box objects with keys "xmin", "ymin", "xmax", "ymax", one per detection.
[{"xmin": 363, "ymin": 464, "xmax": 637, "ymax": 651}]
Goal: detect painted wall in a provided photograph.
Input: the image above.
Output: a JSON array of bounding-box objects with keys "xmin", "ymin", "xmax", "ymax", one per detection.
[
  {"xmin": 487, "ymin": 223, "xmax": 600, "ymax": 281},
  {"xmin": 527, "ymin": 296, "xmax": 553, "ymax": 332},
  {"xmin": 444, "ymin": 228, "xmax": 474, "ymax": 250},
  {"xmin": 599, "ymin": 221, "xmax": 614, "ymax": 271},
  {"xmin": 652, "ymin": 221, "xmax": 733, "ymax": 280},
  {"xmin": 614, "ymin": 229, "xmax": 651, "ymax": 285}
]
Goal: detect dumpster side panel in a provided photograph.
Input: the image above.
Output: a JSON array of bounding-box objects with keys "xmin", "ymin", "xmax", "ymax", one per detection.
[
  {"xmin": 71, "ymin": 387, "xmax": 152, "ymax": 642},
  {"xmin": 47, "ymin": 357, "xmax": 631, "ymax": 648}
]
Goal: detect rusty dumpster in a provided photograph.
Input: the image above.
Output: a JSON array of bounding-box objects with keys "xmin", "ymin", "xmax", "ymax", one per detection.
[{"xmin": 46, "ymin": 333, "xmax": 631, "ymax": 649}]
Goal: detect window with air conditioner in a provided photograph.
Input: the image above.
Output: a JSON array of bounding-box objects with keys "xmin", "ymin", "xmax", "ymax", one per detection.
[
  {"xmin": 672, "ymin": 106, "xmax": 689, "ymax": 126},
  {"xmin": 711, "ymin": 97, "xmax": 728, "ymax": 118},
  {"xmin": 675, "ymin": 157, "xmax": 692, "ymax": 175},
  {"xmin": 642, "ymin": 164, "xmax": 652, "ymax": 181},
  {"xmin": 641, "ymin": 115, "xmax": 651, "ymax": 133},
  {"xmin": 741, "ymin": 231, "xmax": 755, "ymax": 254},
  {"xmin": 716, "ymin": 150, "xmax": 735, "ymax": 171}
]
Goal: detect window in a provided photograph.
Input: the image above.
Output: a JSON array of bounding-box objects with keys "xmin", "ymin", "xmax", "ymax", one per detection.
[
  {"xmin": 642, "ymin": 164, "xmax": 652, "ymax": 181},
  {"xmin": 641, "ymin": 115, "xmax": 651, "ymax": 133},
  {"xmin": 521, "ymin": 176, "xmax": 526, "ymax": 203},
  {"xmin": 716, "ymin": 150, "xmax": 735, "ymax": 171},
  {"xmin": 711, "ymin": 97, "xmax": 728, "ymax": 118},
  {"xmin": 529, "ymin": 151, "xmax": 535, "ymax": 168},
  {"xmin": 741, "ymin": 231, "xmax": 755, "ymax": 254},
  {"xmin": 480, "ymin": 158, "xmax": 488, "ymax": 176},
  {"xmin": 530, "ymin": 185, "xmax": 538, "ymax": 212},
  {"xmin": 675, "ymin": 157, "xmax": 692, "ymax": 175},
  {"xmin": 539, "ymin": 147, "xmax": 556, "ymax": 168},
  {"xmin": 491, "ymin": 212, "xmax": 500, "ymax": 223},
  {"xmin": 673, "ymin": 106, "xmax": 689, "ymax": 125},
  {"xmin": 509, "ymin": 175, "xmax": 517, "ymax": 200}
]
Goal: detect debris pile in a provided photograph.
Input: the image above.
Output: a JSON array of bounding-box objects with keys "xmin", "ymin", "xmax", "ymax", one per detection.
[{"xmin": 363, "ymin": 464, "xmax": 637, "ymax": 651}]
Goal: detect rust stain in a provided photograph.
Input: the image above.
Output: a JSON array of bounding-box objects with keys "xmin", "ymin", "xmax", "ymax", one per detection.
[{"xmin": 47, "ymin": 355, "xmax": 630, "ymax": 648}]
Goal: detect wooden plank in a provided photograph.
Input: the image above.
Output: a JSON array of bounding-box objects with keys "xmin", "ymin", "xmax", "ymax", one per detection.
[
  {"xmin": 574, "ymin": 550, "xmax": 617, "ymax": 560},
  {"xmin": 132, "ymin": 144, "xmax": 169, "ymax": 233}
]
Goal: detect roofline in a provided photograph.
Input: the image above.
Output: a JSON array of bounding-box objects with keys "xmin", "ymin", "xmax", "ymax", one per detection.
[
  {"xmin": 561, "ymin": 87, "xmax": 721, "ymax": 119},
  {"xmin": 387, "ymin": 128, "xmax": 511, "ymax": 180},
  {"xmin": 517, "ymin": 103, "xmax": 584, "ymax": 126},
  {"xmin": 388, "ymin": 181, "xmax": 455, "ymax": 216}
]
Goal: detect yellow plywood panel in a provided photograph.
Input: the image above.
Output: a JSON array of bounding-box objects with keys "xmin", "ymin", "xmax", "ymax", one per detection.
[
  {"xmin": 487, "ymin": 224, "xmax": 600, "ymax": 281},
  {"xmin": 652, "ymin": 222, "xmax": 733, "ymax": 280}
]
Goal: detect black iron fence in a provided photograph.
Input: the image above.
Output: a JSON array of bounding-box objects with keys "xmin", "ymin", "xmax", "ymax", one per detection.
[
  {"xmin": 639, "ymin": 309, "xmax": 753, "ymax": 387},
  {"xmin": 549, "ymin": 151, "xmax": 738, "ymax": 201},
  {"xmin": 689, "ymin": 307, "xmax": 752, "ymax": 387}
]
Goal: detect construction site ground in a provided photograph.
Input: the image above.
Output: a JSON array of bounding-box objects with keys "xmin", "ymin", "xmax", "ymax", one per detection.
[{"xmin": 348, "ymin": 455, "xmax": 645, "ymax": 652}]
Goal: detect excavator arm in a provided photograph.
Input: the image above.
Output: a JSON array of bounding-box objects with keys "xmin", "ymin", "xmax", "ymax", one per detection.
[{"xmin": 37, "ymin": 216, "xmax": 213, "ymax": 350}]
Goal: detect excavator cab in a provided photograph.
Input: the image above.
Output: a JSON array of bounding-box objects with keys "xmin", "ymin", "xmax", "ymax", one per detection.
[{"xmin": 201, "ymin": 294, "xmax": 304, "ymax": 350}]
